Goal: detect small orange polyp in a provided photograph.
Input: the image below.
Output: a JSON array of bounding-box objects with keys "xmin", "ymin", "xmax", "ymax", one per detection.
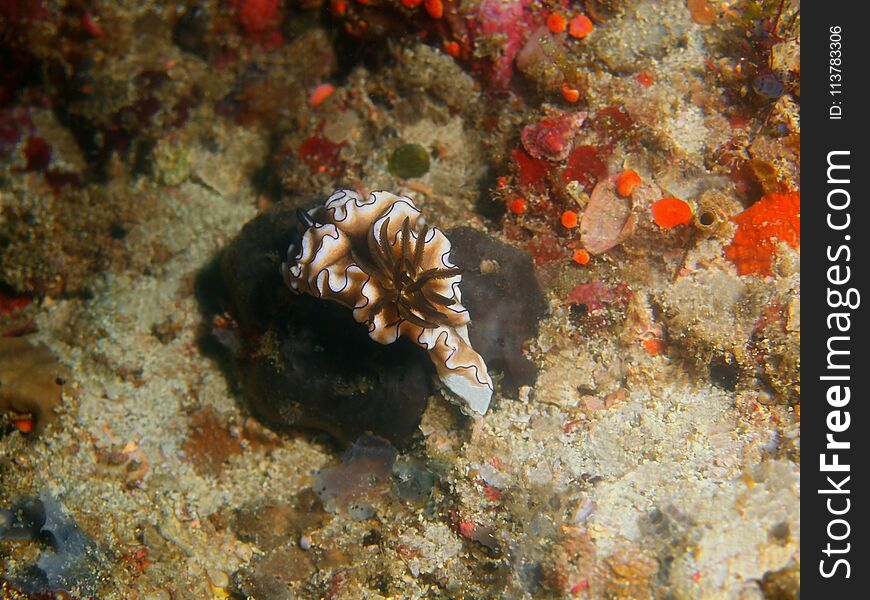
[
  {"xmin": 509, "ymin": 197, "xmax": 527, "ymax": 214},
  {"xmin": 616, "ymin": 170, "xmax": 641, "ymax": 197},
  {"xmin": 547, "ymin": 13, "xmax": 567, "ymax": 33},
  {"xmin": 444, "ymin": 41, "xmax": 461, "ymax": 58},
  {"xmin": 568, "ymin": 14, "xmax": 593, "ymax": 38},
  {"xmin": 642, "ymin": 338, "xmax": 665, "ymax": 355},
  {"xmin": 572, "ymin": 249, "xmax": 591, "ymax": 265},
  {"xmin": 14, "ymin": 418, "xmax": 33, "ymax": 433},
  {"xmin": 636, "ymin": 72, "xmax": 654, "ymax": 87},
  {"xmin": 424, "ymin": 0, "xmax": 443, "ymax": 19},
  {"xmin": 561, "ymin": 210, "xmax": 579, "ymax": 228},
  {"xmin": 308, "ymin": 83, "xmax": 335, "ymax": 108},
  {"xmin": 561, "ymin": 85, "xmax": 580, "ymax": 103}
]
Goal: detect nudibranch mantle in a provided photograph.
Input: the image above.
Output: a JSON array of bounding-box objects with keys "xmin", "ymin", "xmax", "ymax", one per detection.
[{"xmin": 282, "ymin": 189, "xmax": 494, "ymax": 415}]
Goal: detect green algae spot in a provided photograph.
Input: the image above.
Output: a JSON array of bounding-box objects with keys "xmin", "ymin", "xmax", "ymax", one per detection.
[{"xmin": 388, "ymin": 144, "xmax": 430, "ymax": 179}]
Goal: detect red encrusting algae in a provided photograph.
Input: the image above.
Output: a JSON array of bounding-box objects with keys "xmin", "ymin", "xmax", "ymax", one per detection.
[
  {"xmin": 521, "ymin": 111, "xmax": 586, "ymax": 161},
  {"xmin": 562, "ymin": 145, "xmax": 607, "ymax": 191},
  {"xmin": 24, "ymin": 136, "xmax": 51, "ymax": 171},
  {"xmin": 232, "ymin": 0, "xmax": 282, "ymax": 38},
  {"xmin": 0, "ymin": 291, "xmax": 31, "ymax": 315},
  {"xmin": 298, "ymin": 135, "xmax": 344, "ymax": 176},
  {"xmin": 511, "ymin": 146, "xmax": 552, "ymax": 191},
  {"xmin": 724, "ymin": 191, "xmax": 800, "ymax": 276}
]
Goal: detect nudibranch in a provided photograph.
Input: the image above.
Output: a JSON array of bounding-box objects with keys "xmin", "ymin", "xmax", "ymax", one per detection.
[{"xmin": 281, "ymin": 189, "xmax": 494, "ymax": 415}]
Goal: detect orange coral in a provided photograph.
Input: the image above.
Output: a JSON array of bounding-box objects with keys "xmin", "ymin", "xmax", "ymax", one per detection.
[
  {"xmin": 509, "ymin": 197, "xmax": 527, "ymax": 214},
  {"xmin": 651, "ymin": 197, "xmax": 692, "ymax": 228},
  {"xmin": 724, "ymin": 191, "xmax": 800, "ymax": 276},
  {"xmin": 572, "ymin": 249, "xmax": 591, "ymax": 265},
  {"xmin": 547, "ymin": 13, "xmax": 567, "ymax": 33},
  {"xmin": 616, "ymin": 170, "xmax": 641, "ymax": 197},
  {"xmin": 561, "ymin": 210, "xmax": 579, "ymax": 228},
  {"xmin": 568, "ymin": 14, "xmax": 593, "ymax": 38}
]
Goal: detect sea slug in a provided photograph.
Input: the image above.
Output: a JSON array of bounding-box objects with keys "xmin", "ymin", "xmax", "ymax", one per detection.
[{"xmin": 281, "ymin": 189, "xmax": 494, "ymax": 415}]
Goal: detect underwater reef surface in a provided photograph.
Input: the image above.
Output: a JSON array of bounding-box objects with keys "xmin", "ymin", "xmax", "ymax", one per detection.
[{"xmin": 1, "ymin": 0, "xmax": 799, "ymax": 597}]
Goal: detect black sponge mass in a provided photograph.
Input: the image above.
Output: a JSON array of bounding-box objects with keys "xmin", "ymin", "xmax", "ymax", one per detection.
[
  {"xmin": 218, "ymin": 203, "xmax": 300, "ymax": 332},
  {"xmin": 210, "ymin": 205, "xmax": 432, "ymax": 447},
  {"xmin": 448, "ymin": 227, "xmax": 548, "ymax": 394},
  {"xmin": 205, "ymin": 209, "xmax": 547, "ymax": 446},
  {"xmin": 243, "ymin": 294, "xmax": 433, "ymax": 446}
]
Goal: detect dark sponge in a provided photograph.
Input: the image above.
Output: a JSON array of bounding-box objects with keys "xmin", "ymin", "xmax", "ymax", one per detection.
[
  {"xmin": 218, "ymin": 204, "xmax": 300, "ymax": 331},
  {"xmin": 206, "ymin": 211, "xmax": 547, "ymax": 446},
  {"xmin": 244, "ymin": 294, "xmax": 432, "ymax": 446},
  {"xmin": 212, "ymin": 205, "xmax": 432, "ymax": 447},
  {"xmin": 448, "ymin": 227, "xmax": 548, "ymax": 394},
  {"xmin": 0, "ymin": 492, "xmax": 102, "ymax": 596}
]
